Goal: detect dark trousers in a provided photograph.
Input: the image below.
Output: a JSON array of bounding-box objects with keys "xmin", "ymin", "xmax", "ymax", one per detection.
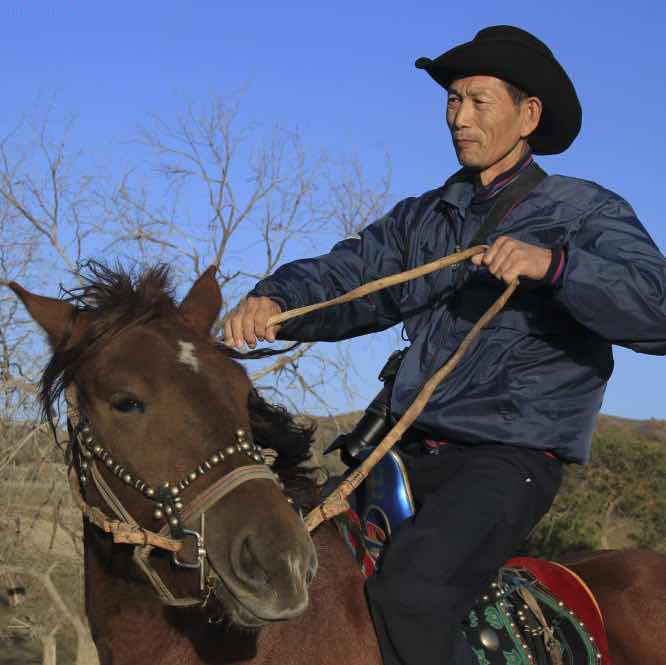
[{"xmin": 365, "ymin": 442, "xmax": 562, "ymax": 665}]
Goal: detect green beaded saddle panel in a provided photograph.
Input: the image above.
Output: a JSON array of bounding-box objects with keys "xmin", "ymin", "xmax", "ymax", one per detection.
[{"xmin": 463, "ymin": 569, "xmax": 602, "ymax": 665}]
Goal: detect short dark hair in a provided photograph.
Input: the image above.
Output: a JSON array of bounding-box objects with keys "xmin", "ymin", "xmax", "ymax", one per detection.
[{"xmin": 503, "ymin": 81, "xmax": 529, "ymax": 106}]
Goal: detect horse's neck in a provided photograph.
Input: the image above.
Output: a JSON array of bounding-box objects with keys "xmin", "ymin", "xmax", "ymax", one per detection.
[{"xmin": 84, "ymin": 522, "xmax": 380, "ymax": 665}]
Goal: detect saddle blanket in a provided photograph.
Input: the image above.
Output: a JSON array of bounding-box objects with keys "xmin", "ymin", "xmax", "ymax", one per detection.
[
  {"xmin": 466, "ymin": 561, "xmax": 610, "ymax": 665},
  {"xmin": 334, "ymin": 510, "xmax": 611, "ymax": 665}
]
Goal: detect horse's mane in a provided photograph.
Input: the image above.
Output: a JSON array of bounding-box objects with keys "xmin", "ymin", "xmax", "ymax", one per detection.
[
  {"xmin": 40, "ymin": 261, "xmax": 322, "ymax": 503},
  {"xmin": 246, "ymin": 389, "xmax": 314, "ymax": 466},
  {"xmin": 246, "ymin": 389, "xmax": 321, "ymax": 508}
]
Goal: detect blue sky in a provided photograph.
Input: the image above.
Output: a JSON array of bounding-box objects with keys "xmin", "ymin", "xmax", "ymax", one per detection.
[{"xmin": 3, "ymin": 2, "xmax": 666, "ymax": 419}]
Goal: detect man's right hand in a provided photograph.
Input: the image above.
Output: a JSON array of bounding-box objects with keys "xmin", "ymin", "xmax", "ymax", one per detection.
[{"xmin": 224, "ymin": 296, "xmax": 282, "ymax": 350}]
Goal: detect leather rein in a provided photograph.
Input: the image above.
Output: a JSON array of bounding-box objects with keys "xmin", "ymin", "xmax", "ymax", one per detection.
[{"xmin": 261, "ymin": 245, "xmax": 520, "ymax": 531}]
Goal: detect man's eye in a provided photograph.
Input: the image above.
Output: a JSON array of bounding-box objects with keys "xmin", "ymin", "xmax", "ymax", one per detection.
[{"xmin": 111, "ymin": 394, "xmax": 145, "ymax": 413}]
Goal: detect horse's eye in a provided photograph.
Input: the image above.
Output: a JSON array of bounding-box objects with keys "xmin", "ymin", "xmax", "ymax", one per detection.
[{"xmin": 111, "ymin": 394, "xmax": 145, "ymax": 414}]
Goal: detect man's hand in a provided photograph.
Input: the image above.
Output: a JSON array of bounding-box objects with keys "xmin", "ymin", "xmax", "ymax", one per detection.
[
  {"xmin": 224, "ymin": 296, "xmax": 282, "ymax": 349},
  {"xmin": 471, "ymin": 236, "xmax": 551, "ymax": 284}
]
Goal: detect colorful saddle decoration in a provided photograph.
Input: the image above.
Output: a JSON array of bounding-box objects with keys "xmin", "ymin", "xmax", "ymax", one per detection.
[
  {"xmin": 464, "ymin": 563, "xmax": 609, "ymax": 665},
  {"xmin": 335, "ymin": 446, "xmax": 611, "ymax": 665}
]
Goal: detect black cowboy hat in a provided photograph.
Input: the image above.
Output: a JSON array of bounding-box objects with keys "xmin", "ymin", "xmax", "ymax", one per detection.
[{"xmin": 415, "ymin": 25, "xmax": 582, "ymax": 155}]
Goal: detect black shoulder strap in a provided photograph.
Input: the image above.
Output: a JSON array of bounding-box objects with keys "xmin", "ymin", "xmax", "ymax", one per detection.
[{"xmin": 466, "ymin": 162, "xmax": 547, "ymax": 249}]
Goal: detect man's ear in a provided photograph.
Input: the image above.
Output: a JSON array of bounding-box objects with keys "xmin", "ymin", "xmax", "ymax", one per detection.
[
  {"xmin": 178, "ymin": 266, "xmax": 222, "ymax": 335},
  {"xmin": 522, "ymin": 96, "xmax": 543, "ymax": 138},
  {"xmin": 8, "ymin": 282, "xmax": 91, "ymax": 349}
]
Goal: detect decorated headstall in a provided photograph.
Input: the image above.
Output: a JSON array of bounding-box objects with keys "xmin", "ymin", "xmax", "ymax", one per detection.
[
  {"xmin": 65, "ymin": 392, "xmax": 284, "ymax": 608},
  {"xmin": 73, "ymin": 419, "xmax": 266, "ymax": 535}
]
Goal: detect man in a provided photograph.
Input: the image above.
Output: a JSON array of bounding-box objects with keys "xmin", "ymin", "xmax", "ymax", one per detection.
[{"xmin": 225, "ymin": 26, "xmax": 666, "ymax": 665}]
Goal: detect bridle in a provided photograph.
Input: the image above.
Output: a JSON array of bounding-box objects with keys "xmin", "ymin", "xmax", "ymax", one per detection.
[{"xmin": 66, "ymin": 390, "xmax": 286, "ymax": 608}]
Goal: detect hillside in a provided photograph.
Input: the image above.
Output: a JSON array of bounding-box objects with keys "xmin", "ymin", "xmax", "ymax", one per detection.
[
  {"xmin": 1, "ymin": 411, "xmax": 665, "ymax": 663},
  {"xmin": 313, "ymin": 412, "xmax": 666, "ymax": 554},
  {"xmin": 596, "ymin": 413, "xmax": 666, "ymax": 444}
]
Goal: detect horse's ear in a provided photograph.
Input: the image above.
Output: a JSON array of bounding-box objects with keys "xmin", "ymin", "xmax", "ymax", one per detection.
[
  {"xmin": 178, "ymin": 266, "xmax": 222, "ymax": 335},
  {"xmin": 8, "ymin": 282, "xmax": 91, "ymax": 349}
]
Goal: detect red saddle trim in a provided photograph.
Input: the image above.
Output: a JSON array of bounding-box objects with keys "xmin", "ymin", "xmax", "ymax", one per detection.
[
  {"xmin": 507, "ymin": 557, "xmax": 611, "ymax": 665},
  {"xmin": 335, "ymin": 509, "xmax": 378, "ymax": 578}
]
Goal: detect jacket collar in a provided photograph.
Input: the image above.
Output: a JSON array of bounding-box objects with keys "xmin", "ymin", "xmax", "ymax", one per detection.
[
  {"xmin": 439, "ymin": 147, "xmax": 534, "ymax": 212},
  {"xmin": 439, "ymin": 168, "xmax": 475, "ymax": 211}
]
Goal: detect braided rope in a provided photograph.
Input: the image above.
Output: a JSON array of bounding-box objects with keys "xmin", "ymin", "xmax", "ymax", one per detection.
[
  {"xmin": 266, "ymin": 245, "xmax": 487, "ymax": 328},
  {"xmin": 262, "ymin": 244, "xmax": 518, "ymax": 532},
  {"xmin": 305, "ymin": 278, "xmax": 518, "ymax": 530}
]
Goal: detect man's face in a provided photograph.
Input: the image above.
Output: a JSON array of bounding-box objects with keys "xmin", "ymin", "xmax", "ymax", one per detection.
[{"xmin": 446, "ymin": 75, "xmax": 529, "ymax": 171}]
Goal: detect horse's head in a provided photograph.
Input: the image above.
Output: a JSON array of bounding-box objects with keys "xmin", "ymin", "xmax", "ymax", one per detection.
[{"xmin": 9, "ymin": 264, "xmax": 317, "ymax": 628}]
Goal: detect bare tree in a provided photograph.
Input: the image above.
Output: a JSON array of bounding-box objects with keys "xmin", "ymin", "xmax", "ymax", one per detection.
[
  {"xmin": 0, "ymin": 94, "xmax": 392, "ymax": 663},
  {"xmin": 101, "ymin": 96, "xmax": 391, "ymax": 414}
]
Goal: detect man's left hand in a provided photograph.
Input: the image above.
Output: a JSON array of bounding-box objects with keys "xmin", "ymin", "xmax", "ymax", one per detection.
[{"xmin": 471, "ymin": 236, "xmax": 551, "ymax": 284}]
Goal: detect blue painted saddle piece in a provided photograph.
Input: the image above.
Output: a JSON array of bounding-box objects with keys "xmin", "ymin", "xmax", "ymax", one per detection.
[{"xmin": 354, "ymin": 447, "xmax": 415, "ymax": 544}]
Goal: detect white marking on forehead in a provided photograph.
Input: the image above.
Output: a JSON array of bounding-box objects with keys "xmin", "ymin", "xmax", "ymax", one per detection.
[{"xmin": 177, "ymin": 341, "xmax": 200, "ymax": 373}]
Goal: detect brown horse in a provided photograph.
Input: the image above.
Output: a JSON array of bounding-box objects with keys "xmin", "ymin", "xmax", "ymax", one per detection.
[
  {"xmin": 8, "ymin": 264, "xmax": 666, "ymax": 665},
  {"xmin": 10, "ymin": 263, "xmax": 380, "ymax": 665}
]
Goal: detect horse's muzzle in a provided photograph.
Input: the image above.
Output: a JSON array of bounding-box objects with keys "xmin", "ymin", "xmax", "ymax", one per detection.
[{"xmin": 215, "ymin": 524, "xmax": 318, "ymax": 627}]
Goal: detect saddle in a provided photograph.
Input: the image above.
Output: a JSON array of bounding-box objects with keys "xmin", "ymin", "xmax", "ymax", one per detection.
[{"xmin": 333, "ymin": 447, "xmax": 611, "ymax": 665}]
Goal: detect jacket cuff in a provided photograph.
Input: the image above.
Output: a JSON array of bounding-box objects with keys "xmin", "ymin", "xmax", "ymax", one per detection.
[{"xmin": 542, "ymin": 245, "xmax": 566, "ymax": 287}]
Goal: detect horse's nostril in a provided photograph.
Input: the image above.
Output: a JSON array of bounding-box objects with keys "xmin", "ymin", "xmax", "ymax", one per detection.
[
  {"xmin": 231, "ymin": 530, "xmax": 317, "ymax": 604},
  {"xmin": 234, "ymin": 536, "xmax": 269, "ymax": 588}
]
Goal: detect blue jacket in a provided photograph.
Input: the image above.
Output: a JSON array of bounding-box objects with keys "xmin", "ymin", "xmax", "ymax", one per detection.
[{"xmin": 250, "ymin": 168, "xmax": 666, "ymax": 463}]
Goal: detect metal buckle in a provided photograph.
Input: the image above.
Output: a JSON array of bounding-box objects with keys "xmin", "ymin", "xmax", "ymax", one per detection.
[
  {"xmin": 172, "ymin": 515, "xmax": 207, "ymax": 592},
  {"xmin": 172, "ymin": 528, "xmax": 205, "ymax": 569}
]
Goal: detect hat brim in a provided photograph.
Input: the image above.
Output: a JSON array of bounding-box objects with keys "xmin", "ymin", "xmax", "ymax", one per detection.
[{"xmin": 415, "ymin": 38, "xmax": 582, "ymax": 155}]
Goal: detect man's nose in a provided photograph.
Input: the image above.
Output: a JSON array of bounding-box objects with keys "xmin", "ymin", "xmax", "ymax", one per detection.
[{"xmin": 450, "ymin": 98, "xmax": 472, "ymax": 130}]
